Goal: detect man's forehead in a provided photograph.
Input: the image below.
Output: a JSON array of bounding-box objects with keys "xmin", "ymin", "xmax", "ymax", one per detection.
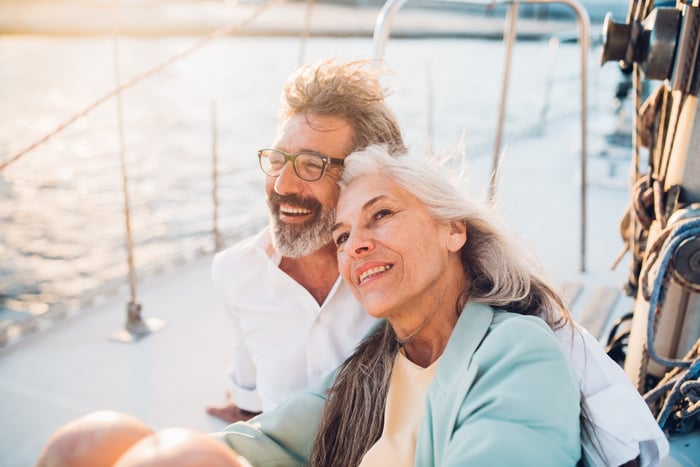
[{"xmin": 274, "ymin": 114, "xmax": 354, "ymax": 156}]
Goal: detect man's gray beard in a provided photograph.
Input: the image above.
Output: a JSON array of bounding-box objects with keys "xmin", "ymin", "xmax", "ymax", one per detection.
[{"xmin": 269, "ymin": 207, "xmax": 336, "ymax": 258}]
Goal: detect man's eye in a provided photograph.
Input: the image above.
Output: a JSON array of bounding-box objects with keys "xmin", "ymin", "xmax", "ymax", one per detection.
[
  {"xmin": 302, "ymin": 158, "xmax": 324, "ymax": 170},
  {"xmin": 334, "ymin": 232, "xmax": 349, "ymax": 246}
]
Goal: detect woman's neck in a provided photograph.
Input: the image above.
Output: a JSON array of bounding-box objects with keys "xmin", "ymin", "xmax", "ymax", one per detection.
[
  {"xmin": 400, "ymin": 284, "xmax": 464, "ymax": 368},
  {"xmin": 393, "ymin": 258, "xmax": 468, "ymax": 368},
  {"xmin": 401, "ymin": 309, "xmax": 458, "ymax": 367}
]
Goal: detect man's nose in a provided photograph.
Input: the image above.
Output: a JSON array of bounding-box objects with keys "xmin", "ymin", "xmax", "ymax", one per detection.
[{"xmin": 273, "ymin": 162, "xmax": 303, "ymax": 195}]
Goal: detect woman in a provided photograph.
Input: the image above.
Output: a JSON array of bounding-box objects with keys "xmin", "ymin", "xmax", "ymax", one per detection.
[
  {"xmin": 214, "ymin": 144, "xmax": 582, "ymax": 465},
  {"xmin": 318, "ymin": 146, "xmax": 667, "ymax": 467}
]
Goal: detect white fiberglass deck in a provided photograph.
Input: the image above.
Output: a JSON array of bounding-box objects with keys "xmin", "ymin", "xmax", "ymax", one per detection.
[{"xmin": 0, "ymin": 254, "xmax": 233, "ymax": 465}]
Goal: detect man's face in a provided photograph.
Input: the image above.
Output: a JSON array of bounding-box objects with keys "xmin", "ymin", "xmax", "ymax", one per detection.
[{"xmin": 265, "ymin": 113, "xmax": 354, "ymax": 258}]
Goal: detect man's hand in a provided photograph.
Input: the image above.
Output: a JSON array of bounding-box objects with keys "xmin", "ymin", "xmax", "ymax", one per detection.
[{"xmin": 206, "ymin": 393, "xmax": 260, "ymax": 424}]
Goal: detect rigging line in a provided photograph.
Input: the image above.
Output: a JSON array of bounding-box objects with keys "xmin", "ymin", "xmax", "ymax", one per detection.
[
  {"xmin": 0, "ymin": 0, "xmax": 286, "ymax": 172},
  {"xmin": 298, "ymin": 0, "xmax": 315, "ymax": 66},
  {"xmin": 644, "ymin": 219, "xmax": 700, "ymax": 368},
  {"xmin": 111, "ymin": 25, "xmax": 138, "ymax": 305}
]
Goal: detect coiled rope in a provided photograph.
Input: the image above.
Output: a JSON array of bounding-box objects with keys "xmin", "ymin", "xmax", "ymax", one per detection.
[{"xmin": 641, "ymin": 217, "xmax": 700, "ymax": 431}]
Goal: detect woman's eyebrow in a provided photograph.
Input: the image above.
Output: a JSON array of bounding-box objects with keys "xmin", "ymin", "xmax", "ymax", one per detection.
[
  {"xmin": 331, "ymin": 195, "xmax": 388, "ymax": 234},
  {"xmin": 330, "ymin": 222, "xmax": 344, "ymax": 234}
]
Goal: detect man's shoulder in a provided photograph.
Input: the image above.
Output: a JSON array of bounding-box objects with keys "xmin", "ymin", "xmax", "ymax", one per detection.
[
  {"xmin": 215, "ymin": 230, "xmax": 269, "ymax": 260},
  {"xmin": 212, "ymin": 229, "xmax": 271, "ymax": 276}
]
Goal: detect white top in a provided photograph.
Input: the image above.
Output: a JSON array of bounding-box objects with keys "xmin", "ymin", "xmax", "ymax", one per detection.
[
  {"xmin": 555, "ymin": 323, "xmax": 669, "ymax": 466},
  {"xmin": 359, "ymin": 349, "xmax": 440, "ymax": 467},
  {"xmin": 211, "ymin": 227, "xmax": 376, "ymax": 412}
]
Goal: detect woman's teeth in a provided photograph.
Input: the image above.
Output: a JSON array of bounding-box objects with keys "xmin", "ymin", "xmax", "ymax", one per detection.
[{"xmin": 359, "ymin": 265, "xmax": 392, "ymax": 284}]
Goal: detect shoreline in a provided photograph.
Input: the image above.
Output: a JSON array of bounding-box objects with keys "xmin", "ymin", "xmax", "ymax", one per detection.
[{"xmin": 0, "ymin": 1, "xmax": 595, "ymax": 40}]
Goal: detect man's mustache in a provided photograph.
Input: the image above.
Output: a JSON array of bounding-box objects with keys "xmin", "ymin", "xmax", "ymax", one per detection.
[{"xmin": 268, "ymin": 192, "xmax": 322, "ymax": 212}]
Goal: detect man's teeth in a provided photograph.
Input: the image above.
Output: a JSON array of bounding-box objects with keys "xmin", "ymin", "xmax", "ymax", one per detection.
[
  {"xmin": 359, "ymin": 265, "xmax": 392, "ymax": 283},
  {"xmin": 281, "ymin": 206, "xmax": 311, "ymax": 215}
]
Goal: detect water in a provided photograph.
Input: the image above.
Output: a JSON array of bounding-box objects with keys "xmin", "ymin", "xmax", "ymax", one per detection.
[{"xmin": 0, "ymin": 33, "xmax": 621, "ymax": 340}]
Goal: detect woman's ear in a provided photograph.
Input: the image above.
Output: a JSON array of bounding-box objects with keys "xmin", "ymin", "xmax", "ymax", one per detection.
[{"xmin": 446, "ymin": 221, "xmax": 467, "ymax": 252}]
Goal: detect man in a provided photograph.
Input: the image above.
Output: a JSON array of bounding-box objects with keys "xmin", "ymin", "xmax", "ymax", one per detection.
[{"xmin": 206, "ymin": 57, "xmax": 406, "ymax": 423}]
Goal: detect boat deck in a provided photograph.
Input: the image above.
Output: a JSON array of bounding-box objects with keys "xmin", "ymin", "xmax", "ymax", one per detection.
[{"xmin": 0, "ymin": 253, "xmax": 233, "ymax": 464}]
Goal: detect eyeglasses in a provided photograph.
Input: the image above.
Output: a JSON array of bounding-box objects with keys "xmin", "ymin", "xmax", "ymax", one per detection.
[{"xmin": 258, "ymin": 148, "xmax": 344, "ymax": 182}]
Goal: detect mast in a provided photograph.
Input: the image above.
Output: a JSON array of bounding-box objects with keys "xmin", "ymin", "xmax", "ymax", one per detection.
[{"xmin": 602, "ymin": 0, "xmax": 700, "ymax": 432}]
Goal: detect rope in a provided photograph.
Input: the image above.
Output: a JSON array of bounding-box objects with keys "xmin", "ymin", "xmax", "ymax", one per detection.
[
  {"xmin": 627, "ymin": 0, "xmax": 653, "ymax": 183},
  {"xmin": 641, "ymin": 217, "xmax": 700, "ymax": 368},
  {"xmin": 111, "ymin": 28, "xmax": 139, "ymax": 306},
  {"xmin": 298, "ymin": 0, "xmax": 315, "ymax": 66},
  {"xmin": 0, "ymin": 0, "xmax": 285, "ymax": 172},
  {"xmin": 641, "ymin": 218, "xmax": 700, "ymax": 431},
  {"xmin": 645, "ymin": 342, "xmax": 700, "ymax": 431}
]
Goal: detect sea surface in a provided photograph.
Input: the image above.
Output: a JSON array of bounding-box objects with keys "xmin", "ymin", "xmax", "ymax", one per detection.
[{"xmin": 0, "ymin": 33, "xmax": 621, "ymax": 341}]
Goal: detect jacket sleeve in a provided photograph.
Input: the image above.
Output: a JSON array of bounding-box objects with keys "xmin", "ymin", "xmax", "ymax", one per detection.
[
  {"xmin": 212, "ymin": 374, "xmax": 332, "ymax": 466},
  {"xmin": 212, "ymin": 250, "xmax": 262, "ymax": 412},
  {"xmin": 443, "ymin": 316, "xmax": 581, "ymax": 466}
]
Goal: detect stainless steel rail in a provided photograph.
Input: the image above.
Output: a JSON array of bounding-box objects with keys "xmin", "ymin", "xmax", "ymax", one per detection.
[{"xmin": 372, "ymin": 0, "xmax": 591, "ymax": 273}]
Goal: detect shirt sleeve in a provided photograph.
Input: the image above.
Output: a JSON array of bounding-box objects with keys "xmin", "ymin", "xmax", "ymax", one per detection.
[
  {"xmin": 443, "ymin": 317, "xmax": 581, "ymax": 466},
  {"xmin": 212, "ymin": 250, "xmax": 263, "ymax": 412},
  {"xmin": 557, "ymin": 324, "xmax": 669, "ymax": 466}
]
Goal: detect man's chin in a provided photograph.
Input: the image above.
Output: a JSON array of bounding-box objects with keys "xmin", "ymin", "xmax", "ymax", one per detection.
[
  {"xmin": 268, "ymin": 206, "xmax": 335, "ymax": 258},
  {"xmin": 272, "ymin": 226, "xmax": 329, "ymax": 258},
  {"xmin": 272, "ymin": 218, "xmax": 310, "ymax": 237}
]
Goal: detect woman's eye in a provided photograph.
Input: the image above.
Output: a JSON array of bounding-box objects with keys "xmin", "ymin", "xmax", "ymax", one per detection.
[
  {"xmin": 334, "ymin": 232, "xmax": 349, "ymax": 246},
  {"xmin": 373, "ymin": 209, "xmax": 392, "ymax": 221}
]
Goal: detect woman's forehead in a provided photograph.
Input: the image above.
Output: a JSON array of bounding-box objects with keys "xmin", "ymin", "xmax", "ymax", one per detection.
[{"xmin": 338, "ymin": 174, "xmax": 419, "ymax": 215}]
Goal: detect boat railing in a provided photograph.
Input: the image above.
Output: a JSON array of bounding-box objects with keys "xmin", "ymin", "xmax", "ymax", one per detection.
[
  {"xmin": 0, "ymin": 0, "xmax": 286, "ymax": 348},
  {"xmin": 373, "ymin": 0, "xmax": 591, "ymax": 274},
  {"xmin": 0, "ymin": 0, "xmax": 595, "ymax": 349}
]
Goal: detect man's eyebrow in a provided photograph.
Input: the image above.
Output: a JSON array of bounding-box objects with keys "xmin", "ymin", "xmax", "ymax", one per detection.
[{"xmin": 331, "ymin": 195, "xmax": 387, "ymax": 234}]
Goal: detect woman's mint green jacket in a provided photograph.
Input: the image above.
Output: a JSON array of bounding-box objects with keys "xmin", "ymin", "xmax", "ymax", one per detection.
[{"xmin": 214, "ymin": 302, "xmax": 581, "ymax": 466}]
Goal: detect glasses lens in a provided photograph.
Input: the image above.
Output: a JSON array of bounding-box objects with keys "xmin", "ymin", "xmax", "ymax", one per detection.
[
  {"xmin": 260, "ymin": 150, "xmax": 285, "ymax": 176},
  {"xmin": 295, "ymin": 153, "xmax": 326, "ymax": 181}
]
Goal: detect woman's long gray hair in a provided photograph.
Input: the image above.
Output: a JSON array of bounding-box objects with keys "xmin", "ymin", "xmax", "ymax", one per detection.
[{"xmin": 309, "ymin": 145, "xmax": 572, "ymax": 467}]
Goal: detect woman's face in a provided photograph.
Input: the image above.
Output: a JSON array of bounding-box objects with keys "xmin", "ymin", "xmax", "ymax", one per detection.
[{"xmin": 332, "ymin": 173, "xmax": 466, "ymax": 329}]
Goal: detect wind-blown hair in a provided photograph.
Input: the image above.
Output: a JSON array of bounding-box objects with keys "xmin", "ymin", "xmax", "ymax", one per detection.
[
  {"xmin": 279, "ymin": 58, "xmax": 406, "ymax": 155},
  {"xmin": 339, "ymin": 145, "xmax": 569, "ymax": 326},
  {"xmin": 309, "ymin": 145, "xmax": 572, "ymax": 467}
]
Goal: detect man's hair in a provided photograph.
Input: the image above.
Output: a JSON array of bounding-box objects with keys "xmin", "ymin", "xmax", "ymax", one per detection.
[
  {"xmin": 279, "ymin": 58, "xmax": 406, "ymax": 155},
  {"xmin": 309, "ymin": 145, "xmax": 572, "ymax": 467}
]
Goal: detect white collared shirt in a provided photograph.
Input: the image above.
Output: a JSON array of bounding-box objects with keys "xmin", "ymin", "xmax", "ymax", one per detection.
[
  {"xmin": 212, "ymin": 227, "xmax": 375, "ymax": 412},
  {"xmin": 556, "ymin": 323, "xmax": 669, "ymax": 466}
]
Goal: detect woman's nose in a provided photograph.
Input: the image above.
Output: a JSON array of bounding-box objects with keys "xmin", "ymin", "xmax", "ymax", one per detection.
[
  {"xmin": 273, "ymin": 162, "xmax": 303, "ymax": 195},
  {"xmin": 346, "ymin": 231, "xmax": 374, "ymax": 257}
]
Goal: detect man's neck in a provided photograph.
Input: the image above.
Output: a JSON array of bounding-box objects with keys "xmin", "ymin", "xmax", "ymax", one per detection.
[{"xmin": 278, "ymin": 242, "xmax": 339, "ymax": 306}]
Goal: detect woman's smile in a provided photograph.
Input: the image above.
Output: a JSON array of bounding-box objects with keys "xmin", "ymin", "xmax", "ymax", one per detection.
[{"xmin": 356, "ymin": 263, "xmax": 394, "ymax": 285}]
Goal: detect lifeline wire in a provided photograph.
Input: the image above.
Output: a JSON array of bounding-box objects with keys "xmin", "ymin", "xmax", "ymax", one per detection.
[{"xmin": 0, "ymin": 0, "xmax": 285, "ymax": 172}]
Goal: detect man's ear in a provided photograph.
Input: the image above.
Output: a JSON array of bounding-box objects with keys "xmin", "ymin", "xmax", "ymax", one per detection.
[{"xmin": 446, "ymin": 221, "xmax": 467, "ymax": 252}]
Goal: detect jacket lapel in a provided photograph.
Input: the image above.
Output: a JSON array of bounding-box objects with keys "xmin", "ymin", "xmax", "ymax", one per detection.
[{"xmin": 416, "ymin": 302, "xmax": 495, "ymax": 466}]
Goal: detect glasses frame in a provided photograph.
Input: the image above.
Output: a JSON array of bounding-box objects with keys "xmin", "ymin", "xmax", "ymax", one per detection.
[{"xmin": 257, "ymin": 148, "xmax": 345, "ymax": 182}]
